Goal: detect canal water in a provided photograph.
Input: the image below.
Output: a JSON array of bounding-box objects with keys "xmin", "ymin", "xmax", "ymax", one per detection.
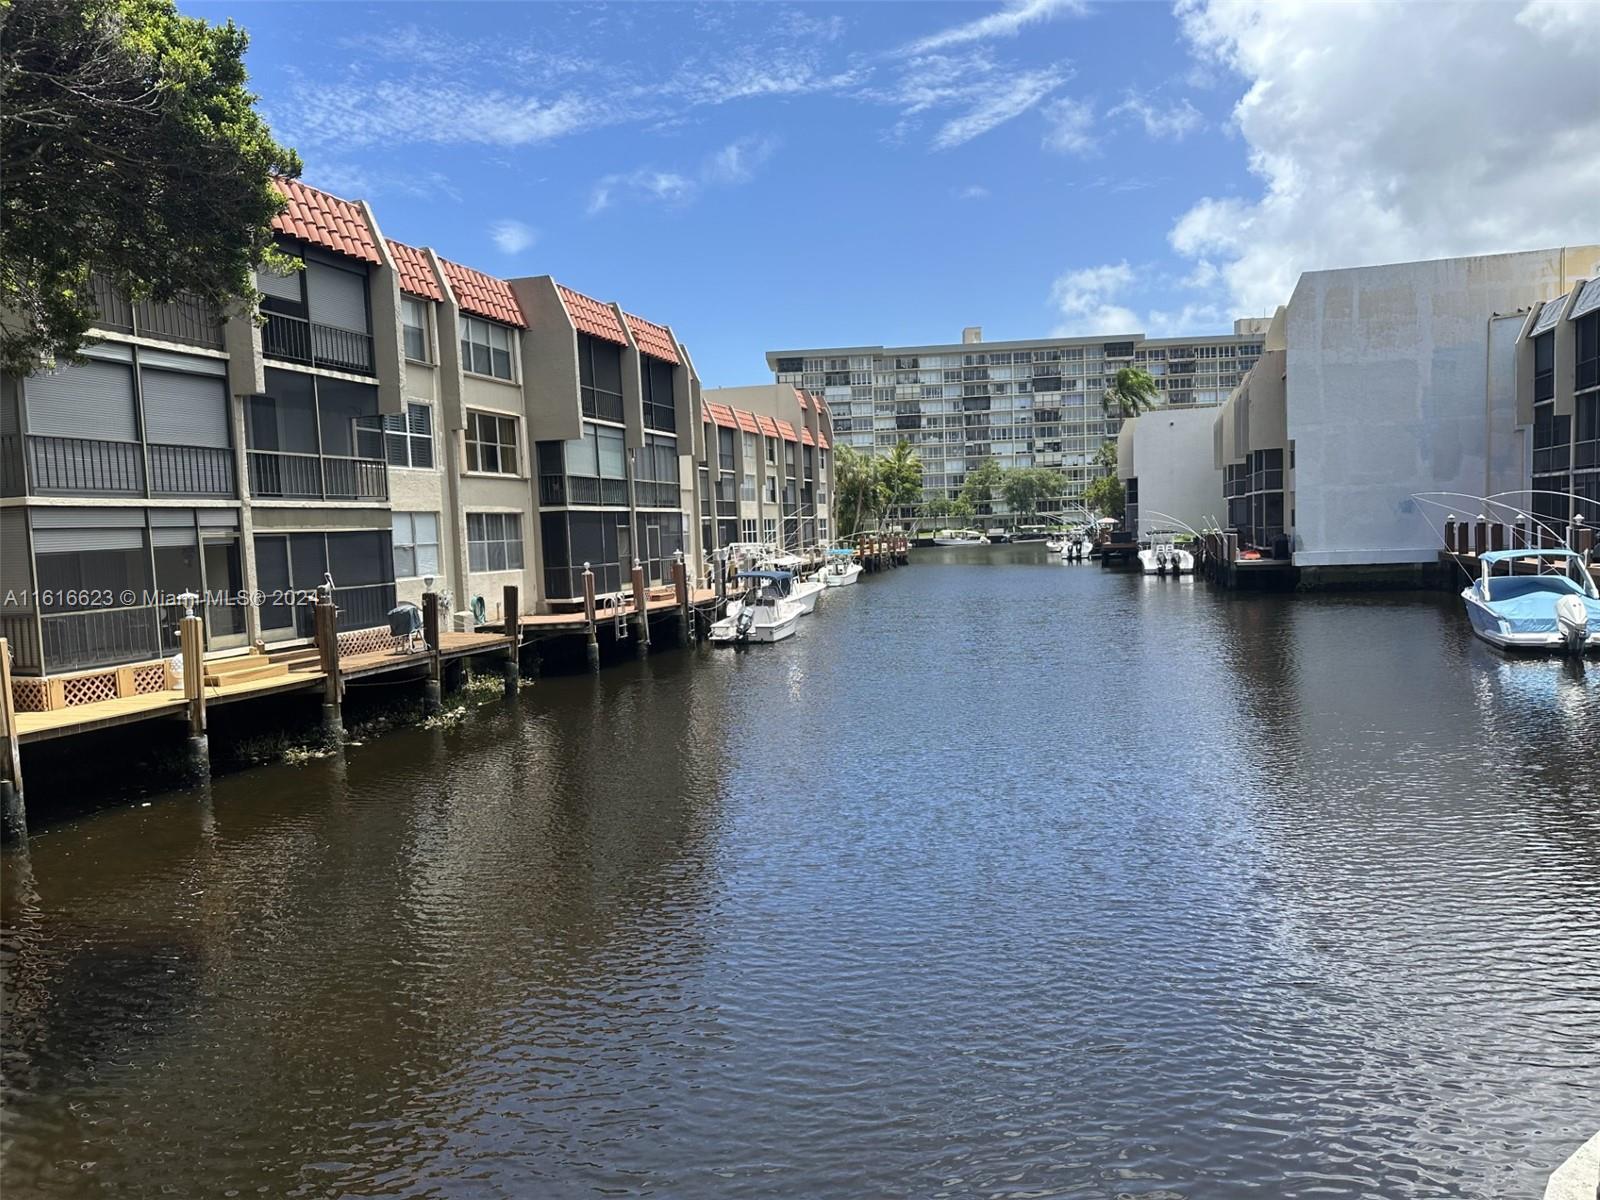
[{"xmin": 3, "ymin": 547, "xmax": 1597, "ymax": 1198}]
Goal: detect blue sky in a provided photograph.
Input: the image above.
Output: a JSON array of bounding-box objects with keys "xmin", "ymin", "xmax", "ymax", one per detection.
[{"xmin": 188, "ymin": 1, "xmax": 1600, "ymax": 386}]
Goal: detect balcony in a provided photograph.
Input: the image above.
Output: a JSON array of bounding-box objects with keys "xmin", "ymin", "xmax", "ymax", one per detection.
[
  {"xmin": 40, "ymin": 605, "xmax": 165, "ymax": 674},
  {"xmin": 262, "ymin": 312, "xmax": 375, "ymax": 376},
  {"xmin": 18, "ymin": 435, "xmax": 237, "ymax": 498},
  {"xmin": 90, "ymin": 274, "xmax": 224, "ymax": 350},
  {"xmin": 634, "ymin": 480, "xmax": 679, "ymax": 509},
  {"xmin": 247, "ymin": 450, "xmax": 387, "ymax": 502}
]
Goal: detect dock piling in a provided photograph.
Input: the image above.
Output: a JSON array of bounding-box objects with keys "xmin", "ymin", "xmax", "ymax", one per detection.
[
  {"xmin": 673, "ymin": 553, "xmax": 690, "ymax": 646},
  {"xmin": 313, "ymin": 593, "xmax": 343, "ymax": 743},
  {"xmin": 179, "ymin": 603, "xmax": 211, "ymax": 778},
  {"xmin": 0, "ymin": 638, "xmax": 26, "ymax": 843},
  {"xmin": 631, "ymin": 560, "xmax": 650, "ymax": 656},
  {"xmin": 502, "ymin": 585, "xmax": 521, "ymax": 693},
  {"xmin": 422, "ymin": 591, "xmax": 443, "ymax": 714},
  {"xmin": 582, "ymin": 565, "xmax": 601, "ymax": 671}
]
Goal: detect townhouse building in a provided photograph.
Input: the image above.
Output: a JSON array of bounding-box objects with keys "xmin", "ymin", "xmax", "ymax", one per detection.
[
  {"xmin": 698, "ymin": 383, "xmax": 834, "ymax": 558},
  {"xmin": 0, "ymin": 178, "xmax": 707, "ymax": 682},
  {"xmin": 1206, "ymin": 245, "xmax": 1600, "ymax": 579}
]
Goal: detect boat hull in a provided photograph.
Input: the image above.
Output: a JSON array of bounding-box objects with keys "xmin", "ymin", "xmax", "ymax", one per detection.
[
  {"xmin": 822, "ymin": 564, "xmax": 862, "ymax": 587},
  {"xmin": 1461, "ymin": 591, "xmax": 1600, "ymax": 652}
]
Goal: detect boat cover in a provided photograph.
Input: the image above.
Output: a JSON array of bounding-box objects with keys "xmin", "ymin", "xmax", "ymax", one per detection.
[
  {"xmin": 737, "ymin": 570, "xmax": 793, "ymax": 582},
  {"xmin": 1479, "ymin": 584, "xmax": 1600, "ymax": 632}
]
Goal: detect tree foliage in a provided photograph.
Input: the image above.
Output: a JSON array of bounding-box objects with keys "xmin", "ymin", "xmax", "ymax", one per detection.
[
  {"xmin": 1083, "ymin": 474, "xmax": 1126, "ymax": 520},
  {"xmin": 1, "ymin": 0, "xmax": 301, "ymax": 373},
  {"xmin": 1101, "ymin": 366, "xmax": 1160, "ymax": 420},
  {"xmin": 1093, "ymin": 440, "xmax": 1118, "ymax": 471},
  {"xmin": 959, "ymin": 457, "xmax": 1005, "ymax": 512},
  {"xmin": 873, "ymin": 440, "xmax": 922, "ymax": 526},
  {"xmin": 999, "ymin": 467, "xmax": 1065, "ymax": 520}
]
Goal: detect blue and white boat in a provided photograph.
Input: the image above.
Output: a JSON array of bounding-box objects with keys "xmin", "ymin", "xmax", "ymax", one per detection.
[{"xmin": 1460, "ymin": 549, "xmax": 1600, "ymax": 654}]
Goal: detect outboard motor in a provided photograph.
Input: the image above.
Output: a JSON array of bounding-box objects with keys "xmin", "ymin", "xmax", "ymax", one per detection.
[
  {"xmin": 1555, "ymin": 594, "xmax": 1589, "ymax": 656},
  {"xmin": 734, "ymin": 604, "xmax": 756, "ymax": 642}
]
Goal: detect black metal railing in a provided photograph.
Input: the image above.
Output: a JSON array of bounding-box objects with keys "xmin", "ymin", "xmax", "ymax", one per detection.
[
  {"xmin": 149, "ymin": 443, "xmax": 236, "ymax": 497},
  {"xmin": 247, "ymin": 450, "xmax": 322, "ymax": 499},
  {"xmin": 26, "ymin": 435, "xmax": 143, "ymax": 495},
  {"xmin": 333, "ymin": 583, "xmax": 397, "ymax": 634},
  {"xmin": 1, "ymin": 433, "xmax": 24, "ymax": 496},
  {"xmin": 133, "ymin": 295, "xmax": 225, "ymax": 349},
  {"xmin": 0, "ymin": 613, "xmax": 41, "ymax": 673},
  {"xmin": 40, "ymin": 606, "xmax": 163, "ymax": 673},
  {"xmin": 322, "ymin": 456, "xmax": 388, "ymax": 502},
  {"xmin": 246, "ymin": 450, "xmax": 387, "ymax": 502},
  {"xmin": 634, "ymin": 480, "xmax": 679, "ymax": 508},
  {"xmin": 539, "ymin": 475, "xmax": 567, "ymax": 506},
  {"xmin": 90, "ymin": 273, "xmax": 223, "ymax": 347},
  {"xmin": 262, "ymin": 312, "xmax": 374, "ymax": 376}
]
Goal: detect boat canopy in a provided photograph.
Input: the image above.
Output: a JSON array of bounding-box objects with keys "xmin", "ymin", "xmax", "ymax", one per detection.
[
  {"xmin": 737, "ymin": 570, "xmax": 793, "ymax": 582},
  {"xmin": 1479, "ymin": 548, "xmax": 1584, "ymax": 565},
  {"xmin": 827, "ymin": 548, "xmax": 854, "ymax": 556}
]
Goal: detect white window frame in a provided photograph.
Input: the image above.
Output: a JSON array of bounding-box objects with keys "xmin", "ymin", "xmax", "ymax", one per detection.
[
  {"xmin": 383, "ymin": 401, "xmax": 435, "ymax": 470},
  {"xmin": 392, "ymin": 511, "xmax": 440, "ymax": 579},
  {"xmin": 401, "ymin": 297, "xmax": 430, "ymax": 363},
  {"xmin": 465, "ymin": 410, "xmax": 519, "ymax": 475},
  {"xmin": 466, "ymin": 511, "xmax": 524, "ymax": 572}
]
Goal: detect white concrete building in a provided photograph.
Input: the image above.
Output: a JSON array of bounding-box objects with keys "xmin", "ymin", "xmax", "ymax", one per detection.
[{"xmin": 1117, "ymin": 406, "xmax": 1225, "ymax": 540}]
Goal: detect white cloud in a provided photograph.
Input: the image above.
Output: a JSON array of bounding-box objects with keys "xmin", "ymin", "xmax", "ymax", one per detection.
[
  {"xmin": 1108, "ymin": 93, "xmax": 1204, "ymax": 140},
  {"xmin": 903, "ymin": 0, "xmax": 1087, "ymax": 54},
  {"xmin": 589, "ymin": 135, "xmax": 777, "ymax": 214},
  {"xmin": 490, "ymin": 219, "xmax": 537, "ymax": 254},
  {"xmin": 1050, "ymin": 262, "xmax": 1142, "ymax": 335},
  {"xmin": 1041, "ymin": 97, "xmax": 1095, "ymax": 154},
  {"xmin": 955, "ymin": 184, "xmax": 991, "ymax": 200},
  {"xmin": 932, "ymin": 68, "xmax": 1064, "ymax": 149},
  {"xmin": 1169, "ymin": 0, "xmax": 1600, "ymax": 316}
]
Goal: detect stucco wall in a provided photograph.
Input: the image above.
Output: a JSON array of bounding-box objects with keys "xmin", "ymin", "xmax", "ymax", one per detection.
[
  {"xmin": 1286, "ymin": 247, "xmax": 1600, "ymax": 567},
  {"xmin": 1124, "ymin": 407, "xmax": 1226, "ymax": 537}
]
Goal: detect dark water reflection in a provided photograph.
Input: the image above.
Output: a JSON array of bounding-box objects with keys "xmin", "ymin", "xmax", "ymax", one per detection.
[{"xmin": 4, "ymin": 546, "xmax": 1598, "ymax": 1198}]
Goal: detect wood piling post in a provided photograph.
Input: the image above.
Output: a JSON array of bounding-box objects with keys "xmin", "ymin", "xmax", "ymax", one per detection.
[
  {"xmin": 179, "ymin": 607, "xmax": 210, "ymax": 777},
  {"xmin": 673, "ymin": 554, "xmax": 691, "ymax": 646},
  {"xmin": 422, "ymin": 591, "xmax": 443, "ymax": 713},
  {"xmin": 313, "ymin": 593, "xmax": 342, "ymax": 743},
  {"xmin": 0, "ymin": 638, "xmax": 25, "ymax": 842},
  {"xmin": 630, "ymin": 560, "xmax": 650, "ymax": 655},
  {"xmin": 502, "ymin": 584, "xmax": 520, "ymax": 692},
  {"xmin": 1473, "ymin": 515, "xmax": 1487, "ymax": 556},
  {"xmin": 1490, "ymin": 522, "xmax": 1506, "ymax": 552},
  {"xmin": 1444, "ymin": 517, "xmax": 1457, "ymax": 552},
  {"xmin": 582, "ymin": 564, "xmax": 600, "ymax": 672}
]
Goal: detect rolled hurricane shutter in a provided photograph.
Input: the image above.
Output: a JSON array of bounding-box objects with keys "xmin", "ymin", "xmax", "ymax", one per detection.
[
  {"xmin": 257, "ymin": 267, "xmax": 302, "ymax": 303},
  {"xmin": 305, "ymin": 261, "xmax": 369, "ymax": 332},
  {"xmin": 25, "ymin": 360, "xmax": 137, "ymax": 441},
  {"xmin": 140, "ymin": 368, "xmax": 230, "ymax": 448},
  {"xmin": 31, "ymin": 508, "xmax": 145, "ymax": 552}
]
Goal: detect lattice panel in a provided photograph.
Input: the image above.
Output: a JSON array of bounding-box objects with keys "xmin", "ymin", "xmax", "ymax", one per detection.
[
  {"xmin": 11, "ymin": 678, "xmax": 49, "ymax": 713},
  {"xmin": 63, "ymin": 671, "xmax": 118, "ymax": 707},
  {"xmin": 338, "ymin": 626, "xmax": 406, "ymax": 657},
  {"xmin": 134, "ymin": 662, "xmax": 169, "ymax": 694}
]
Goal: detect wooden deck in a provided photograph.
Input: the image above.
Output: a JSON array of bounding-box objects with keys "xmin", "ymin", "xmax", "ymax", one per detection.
[{"xmin": 10, "ymin": 598, "xmax": 716, "ymax": 747}]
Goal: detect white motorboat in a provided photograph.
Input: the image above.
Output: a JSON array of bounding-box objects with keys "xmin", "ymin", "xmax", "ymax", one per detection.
[
  {"xmin": 710, "ymin": 572, "xmax": 803, "ymax": 643},
  {"xmin": 1138, "ymin": 531, "xmax": 1195, "ymax": 575},
  {"xmin": 1460, "ymin": 549, "xmax": 1600, "ymax": 654},
  {"xmin": 932, "ymin": 529, "xmax": 991, "ymax": 546},
  {"xmin": 821, "ymin": 548, "xmax": 863, "ymax": 587},
  {"xmin": 726, "ymin": 571, "xmax": 823, "ymax": 617}
]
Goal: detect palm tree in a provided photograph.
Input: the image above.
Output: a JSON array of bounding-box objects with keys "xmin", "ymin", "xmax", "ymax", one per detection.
[{"xmin": 1101, "ymin": 366, "xmax": 1160, "ymax": 420}]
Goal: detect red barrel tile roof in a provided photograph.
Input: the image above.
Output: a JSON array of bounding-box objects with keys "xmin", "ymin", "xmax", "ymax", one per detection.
[
  {"xmin": 440, "ymin": 258, "xmax": 526, "ymax": 328},
  {"xmin": 386, "ymin": 239, "xmax": 443, "ymax": 301},
  {"xmin": 734, "ymin": 409, "xmax": 759, "ymax": 435},
  {"xmin": 812, "ymin": 392, "xmax": 827, "ymax": 413},
  {"xmin": 704, "ymin": 402, "xmax": 737, "ymax": 429},
  {"xmin": 624, "ymin": 312, "xmax": 680, "ymax": 364},
  {"xmin": 816, "ymin": 429, "xmax": 831, "ymax": 450},
  {"xmin": 557, "ymin": 284, "xmax": 627, "ymax": 345},
  {"xmin": 794, "ymin": 388, "xmax": 808, "ymax": 410},
  {"xmin": 775, "ymin": 418, "xmax": 798, "ymax": 442},
  {"xmin": 800, "ymin": 427, "xmax": 815, "ymax": 446},
  {"xmin": 755, "ymin": 413, "xmax": 780, "ymax": 438},
  {"xmin": 272, "ymin": 178, "xmax": 379, "ymax": 264}
]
